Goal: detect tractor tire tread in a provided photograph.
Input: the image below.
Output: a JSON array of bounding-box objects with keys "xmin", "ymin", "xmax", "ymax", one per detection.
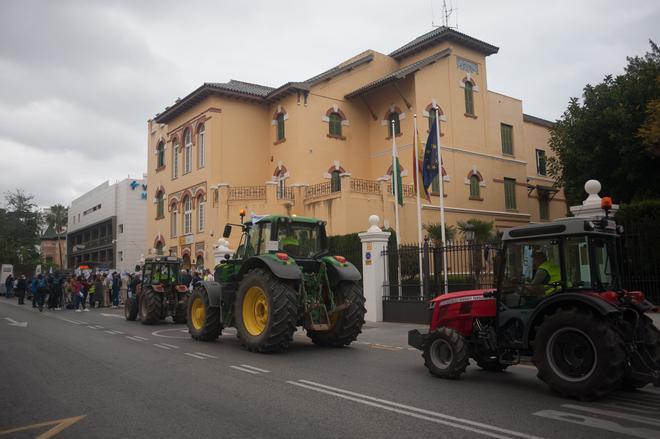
[
  {"xmin": 422, "ymin": 327, "xmax": 469, "ymax": 380},
  {"xmin": 140, "ymin": 288, "xmax": 162, "ymax": 325},
  {"xmin": 307, "ymin": 281, "xmax": 366, "ymax": 347},
  {"xmin": 188, "ymin": 286, "xmax": 222, "ymax": 341}
]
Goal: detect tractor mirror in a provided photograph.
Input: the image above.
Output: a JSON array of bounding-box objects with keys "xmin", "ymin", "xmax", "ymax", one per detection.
[{"xmin": 223, "ymin": 224, "xmax": 232, "ymax": 238}]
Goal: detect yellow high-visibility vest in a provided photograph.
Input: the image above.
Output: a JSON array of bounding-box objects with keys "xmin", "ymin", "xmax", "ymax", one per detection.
[{"xmin": 538, "ymin": 260, "xmax": 561, "ymax": 296}]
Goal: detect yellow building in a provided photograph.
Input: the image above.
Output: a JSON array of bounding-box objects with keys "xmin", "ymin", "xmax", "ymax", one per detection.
[{"xmin": 146, "ymin": 27, "xmax": 565, "ymax": 269}]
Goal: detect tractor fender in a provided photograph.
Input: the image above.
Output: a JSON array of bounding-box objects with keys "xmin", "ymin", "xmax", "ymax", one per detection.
[
  {"xmin": 324, "ymin": 260, "xmax": 361, "ymax": 285},
  {"xmin": 196, "ymin": 281, "xmax": 223, "ymax": 308},
  {"xmin": 237, "ymin": 255, "xmax": 302, "ymax": 281},
  {"xmin": 523, "ymin": 292, "xmax": 621, "ymax": 348}
]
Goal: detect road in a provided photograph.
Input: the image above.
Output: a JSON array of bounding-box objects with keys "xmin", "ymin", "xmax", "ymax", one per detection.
[{"xmin": 1, "ymin": 299, "xmax": 659, "ymax": 439}]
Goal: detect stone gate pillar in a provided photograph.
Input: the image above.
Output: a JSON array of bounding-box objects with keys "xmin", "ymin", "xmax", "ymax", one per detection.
[{"xmin": 358, "ymin": 215, "xmax": 391, "ymax": 322}]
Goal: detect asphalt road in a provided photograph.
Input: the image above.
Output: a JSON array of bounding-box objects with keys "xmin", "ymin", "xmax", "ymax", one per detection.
[{"xmin": 1, "ymin": 299, "xmax": 659, "ymax": 439}]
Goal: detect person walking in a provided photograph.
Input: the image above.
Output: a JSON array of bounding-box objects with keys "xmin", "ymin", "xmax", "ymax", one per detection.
[
  {"xmin": 4, "ymin": 273, "xmax": 14, "ymax": 299},
  {"xmin": 31, "ymin": 276, "xmax": 39, "ymax": 308},
  {"xmin": 88, "ymin": 275, "xmax": 98, "ymax": 308},
  {"xmin": 111, "ymin": 272, "xmax": 120, "ymax": 309},
  {"xmin": 15, "ymin": 275, "xmax": 27, "ymax": 305},
  {"xmin": 72, "ymin": 277, "xmax": 83, "ymax": 312}
]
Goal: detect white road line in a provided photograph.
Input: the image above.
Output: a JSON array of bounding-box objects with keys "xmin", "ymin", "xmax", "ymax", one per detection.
[
  {"xmin": 562, "ymin": 404, "xmax": 660, "ymax": 428},
  {"xmin": 112, "ymin": 330, "xmax": 124, "ymax": 334},
  {"xmin": 194, "ymin": 352, "xmax": 217, "ymax": 359},
  {"xmin": 86, "ymin": 325, "xmax": 97, "ymax": 329},
  {"xmin": 230, "ymin": 366, "xmax": 260, "ymax": 375},
  {"xmin": 104, "ymin": 330, "xmax": 117, "ymax": 335},
  {"xmin": 185, "ymin": 353, "xmax": 206, "ymax": 360},
  {"xmin": 159, "ymin": 343, "xmax": 179, "ymax": 349},
  {"xmin": 240, "ymin": 364, "xmax": 270, "ymax": 373},
  {"xmin": 126, "ymin": 336, "xmax": 144, "ymax": 342},
  {"xmin": 154, "ymin": 344, "xmax": 171, "ymax": 350},
  {"xmin": 100, "ymin": 313, "xmax": 124, "ymax": 319},
  {"xmin": 288, "ymin": 381, "xmax": 537, "ymax": 439},
  {"xmin": 533, "ymin": 409, "xmax": 658, "ymax": 439},
  {"xmin": 59, "ymin": 318, "xmax": 82, "ymax": 325},
  {"xmin": 94, "ymin": 325, "xmax": 104, "ymax": 329},
  {"xmin": 132, "ymin": 336, "xmax": 148, "ymax": 341}
]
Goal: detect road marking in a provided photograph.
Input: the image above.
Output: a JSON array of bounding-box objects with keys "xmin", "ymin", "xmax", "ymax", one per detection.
[
  {"xmin": 240, "ymin": 364, "xmax": 270, "ymax": 373},
  {"xmin": 104, "ymin": 330, "xmax": 117, "ymax": 335},
  {"xmin": 132, "ymin": 336, "xmax": 148, "ymax": 340},
  {"xmin": 86, "ymin": 325, "xmax": 97, "ymax": 329},
  {"xmin": 152, "ymin": 328, "xmax": 190, "ymax": 339},
  {"xmin": 112, "ymin": 330, "xmax": 124, "ymax": 334},
  {"xmin": 126, "ymin": 336, "xmax": 144, "ymax": 342},
  {"xmin": 58, "ymin": 318, "xmax": 82, "ymax": 325},
  {"xmin": 100, "ymin": 313, "xmax": 124, "ymax": 319},
  {"xmin": 154, "ymin": 344, "xmax": 172, "ymax": 350},
  {"xmin": 533, "ymin": 409, "xmax": 658, "ymax": 439},
  {"xmin": 369, "ymin": 343, "xmax": 402, "ymax": 351},
  {"xmin": 562, "ymin": 404, "xmax": 660, "ymax": 428},
  {"xmin": 4, "ymin": 317, "xmax": 28, "ymax": 327},
  {"xmin": 159, "ymin": 343, "xmax": 179, "ymax": 349},
  {"xmin": 194, "ymin": 352, "xmax": 217, "ymax": 359},
  {"xmin": 185, "ymin": 353, "xmax": 206, "ymax": 360},
  {"xmin": 94, "ymin": 325, "xmax": 104, "ymax": 329},
  {"xmin": 289, "ymin": 380, "xmax": 542, "ymax": 439},
  {"xmin": 0, "ymin": 415, "xmax": 86, "ymax": 439},
  {"xmin": 230, "ymin": 365, "xmax": 260, "ymax": 375}
]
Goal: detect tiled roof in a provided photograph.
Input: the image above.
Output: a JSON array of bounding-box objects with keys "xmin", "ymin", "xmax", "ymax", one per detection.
[
  {"xmin": 389, "ymin": 27, "xmax": 498, "ymax": 60},
  {"xmin": 303, "ymin": 53, "xmax": 374, "ymax": 85},
  {"xmin": 41, "ymin": 225, "xmax": 64, "ymax": 240},
  {"xmin": 207, "ymin": 80, "xmax": 275, "ymax": 97},
  {"xmin": 523, "ymin": 113, "xmax": 555, "ymax": 128},
  {"xmin": 345, "ymin": 48, "xmax": 452, "ymax": 98}
]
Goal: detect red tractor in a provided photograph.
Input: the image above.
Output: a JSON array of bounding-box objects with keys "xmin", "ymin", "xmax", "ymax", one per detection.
[{"xmin": 409, "ymin": 210, "xmax": 660, "ymax": 399}]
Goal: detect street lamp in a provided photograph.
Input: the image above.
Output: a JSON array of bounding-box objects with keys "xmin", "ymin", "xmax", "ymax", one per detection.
[
  {"xmin": 463, "ymin": 223, "xmax": 476, "ymax": 242},
  {"xmin": 462, "ymin": 223, "xmax": 477, "ymax": 289}
]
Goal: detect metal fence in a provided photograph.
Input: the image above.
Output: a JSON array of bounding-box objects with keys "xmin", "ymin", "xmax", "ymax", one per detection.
[
  {"xmin": 618, "ymin": 219, "xmax": 660, "ymax": 303},
  {"xmin": 383, "ymin": 239, "xmax": 499, "ymax": 302}
]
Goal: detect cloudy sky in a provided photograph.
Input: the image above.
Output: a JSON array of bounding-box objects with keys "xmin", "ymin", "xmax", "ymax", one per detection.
[{"xmin": 0, "ymin": 0, "xmax": 657, "ymax": 208}]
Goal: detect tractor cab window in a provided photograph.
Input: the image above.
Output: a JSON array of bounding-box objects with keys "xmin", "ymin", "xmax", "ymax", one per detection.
[
  {"xmin": 564, "ymin": 236, "xmax": 616, "ymax": 291},
  {"xmin": 276, "ymin": 223, "xmax": 321, "ymax": 259},
  {"xmin": 501, "ymin": 239, "xmax": 562, "ymax": 308},
  {"xmin": 242, "ymin": 225, "xmax": 260, "ymax": 258},
  {"xmin": 143, "ymin": 265, "xmax": 153, "ymax": 284}
]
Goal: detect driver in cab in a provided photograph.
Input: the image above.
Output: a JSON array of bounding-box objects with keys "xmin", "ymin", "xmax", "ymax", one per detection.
[{"xmin": 531, "ymin": 250, "xmax": 562, "ymax": 296}]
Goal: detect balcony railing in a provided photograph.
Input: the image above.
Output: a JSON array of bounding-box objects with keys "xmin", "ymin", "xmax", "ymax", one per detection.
[
  {"xmin": 228, "ymin": 186, "xmax": 266, "ymax": 201},
  {"xmin": 277, "ymin": 187, "xmax": 294, "ymax": 200},
  {"xmin": 387, "ymin": 183, "xmax": 416, "ymax": 198},
  {"xmin": 305, "ymin": 181, "xmax": 333, "ymax": 200},
  {"xmin": 350, "ymin": 178, "xmax": 381, "ymax": 195}
]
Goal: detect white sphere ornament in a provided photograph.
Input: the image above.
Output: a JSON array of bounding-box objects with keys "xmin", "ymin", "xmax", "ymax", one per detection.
[{"xmin": 368, "ymin": 215, "xmax": 382, "ymax": 232}]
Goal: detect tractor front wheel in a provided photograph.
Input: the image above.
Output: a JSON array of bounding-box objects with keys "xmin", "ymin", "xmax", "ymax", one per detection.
[
  {"xmin": 622, "ymin": 315, "xmax": 660, "ymax": 389},
  {"xmin": 139, "ymin": 288, "xmax": 162, "ymax": 325},
  {"xmin": 422, "ymin": 327, "xmax": 469, "ymax": 379},
  {"xmin": 187, "ymin": 286, "xmax": 221, "ymax": 341},
  {"xmin": 533, "ymin": 308, "xmax": 625, "ymax": 399},
  {"xmin": 235, "ymin": 268, "xmax": 297, "ymax": 353},
  {"xmin": 124, "ymin": 296, "xmax": 138, "ymax": 321},
  {"xmin": 307, "ymin": 281, "xmax": 366, "ymax": 347}
]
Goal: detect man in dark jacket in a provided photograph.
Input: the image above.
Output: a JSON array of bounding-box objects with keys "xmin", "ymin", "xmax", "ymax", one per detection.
[
  {"xmin": 15, "ymin": 275, "xmax": 27, "ymax": 305},
  {"xmin": 5, "ymin": 274, "xmax": 14, "ymax": 298},
  {"xmin": 111, "ymin": 272, "xmax": 121, "ymax": 308}
]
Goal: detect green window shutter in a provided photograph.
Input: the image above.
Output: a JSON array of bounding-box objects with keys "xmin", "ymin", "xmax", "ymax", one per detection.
[
  {"xmin": 536, "ymin": 149, "xmax": 547, "ymax": 176},
  {"xmin": 432, "ymin": 175, "xmax": 440, "ymax": 193},
  {"xmin": 277, "ymin": 114, "xmax": 285, "ymax": 141},
  {"xmin": 331, "ymin": 171, "xmax": 341, "ymax": 192},
  {"xmin": 539, "ymin": 194, "xmax": 549, "ymax": 220},
  {"xmin": 329, "ymin": 113, "xmax": 342, "ymax": 137},
  {"xmin": 469, "ymin": 175, "xmax": 480, "ymax": 198},
  {"xmin": 464, "ymin": 82, "xmax": 474, "ymax": 115},
  {"xmin": 501, "ymin": 124, "xmax": 513, "ymax": 155},
  {"xmin": 504, "ymin": 178, "xmax": 516, "ymax": 210}
]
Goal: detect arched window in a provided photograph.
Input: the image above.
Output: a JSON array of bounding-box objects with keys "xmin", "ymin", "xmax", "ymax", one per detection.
[
  {"xmin": 469, "ymin": 175, "xmax": 480, "ymax": 198},
  {"xmin": 197, "ymin": 124, "xmax": 205, "ymax": 168},
  {"xmin": 197, "ymin": 195, "xmax": 205, "ymax": 232},
  {"xmin": 464, "ymin": 81, "xmax": 475, "ymax": 115},
  {"xmin": 277, "ymin": 170, "xmax": 286, "ymax": 199},
  {"xmin": 170, "ymin": 205, "xmax": 177, "ymax": 237},
  {"xmin": 183, "ymin": 196, "xmax": 192, "ymax": 235},
  {"xmin": 331, "ymin": 170, "xmax": 341, "ymax": 192},
  {"xmin": 156, "ymin": 141, "xmax": 165, "ymax": 169},
  {"xmin": 155, "ymin": 190, "xmax": 165, "ymax": 219},
  {"xmin": 428, "ymin": 109, "xmax": 437, "ymax": 132},
  {"xmin": 172, "ymin": 140, "xmax": 179, "ymax": 179},
  {"xmin": 329, "ymin": 112, "xmax": 342, "ymax": 137},
  {"xmin": 276, "ymin": 113, "xmax": 285, "ymax": 141},
  {"xmin": 155, "ymin": 241, "xmax": 164, "ymax": 256},
  {"xmin": 184, "ymin": 128, "xmax": 192, "ymax": 173},
  {"xmin": 387, "ymin": 111, "xmax": 401, "ymax": 138}
]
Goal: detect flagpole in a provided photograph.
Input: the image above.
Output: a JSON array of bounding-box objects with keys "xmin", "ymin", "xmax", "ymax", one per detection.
[
  {"xmin": 412, "ymin": 114, "xmax": 424, "ymax": 299},
  {"xmin": 390, "ymin": 120, "xmax": 403, "ymax": 299},
  {"xmin": 434, "ymin": 108, "xmax": 449, "ymax": 294}
]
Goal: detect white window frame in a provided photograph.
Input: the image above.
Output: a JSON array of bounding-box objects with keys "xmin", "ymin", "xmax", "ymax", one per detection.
[
  {"xmin": 183, "ymin": 197, "xmax": 192, "ymax": 235},
  {"xmin": 197, "ymin": 199, "xmax": 205, "ymax": 232},
  {"xmin": 198, "ymin": 125, "xmax": 205, "ymax": 168},
  {"xmin": 172, "ymin": 142, "xmax": 179, "ymax": 179},
  {"xmin": 184, "ymin": 130, "xmax": 192, "ymax": 174}
]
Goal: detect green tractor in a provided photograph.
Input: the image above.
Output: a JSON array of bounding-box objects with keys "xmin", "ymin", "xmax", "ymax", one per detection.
[{"xmin": 186, "ymin": 213, "xmax": 366, "ymax": 352}]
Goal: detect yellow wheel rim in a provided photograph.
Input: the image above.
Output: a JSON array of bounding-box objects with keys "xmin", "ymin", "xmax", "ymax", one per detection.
[
  {"xmin": 191, "ymin": 296, "xmax": 205, "ymax": 331},
  {"xmin": 242, "ymin": 286, "xmax": 269, "ymax": 336}
]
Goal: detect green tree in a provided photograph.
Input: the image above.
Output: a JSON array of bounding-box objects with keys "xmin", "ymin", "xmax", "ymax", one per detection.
[
  {"xmin": 457, "ymin": 219, "xmax": 495, "ymax": 243},
  {"xmin": 424, "ymin": 223, "xmax": 456, "ymax": 245},
  {"xmin": 45, "ymin": 204, "xmax": 68, "ymax": 268},
  {"xmin": 548, "ymin": 41, "xmax": 660, "ymax": 205},
  {"xmin": 0, "ymin": 190, "xmax": 42, "ymax": 265}
]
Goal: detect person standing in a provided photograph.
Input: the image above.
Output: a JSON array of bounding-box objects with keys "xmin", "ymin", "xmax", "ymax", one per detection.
[
  {"xmin": 103, "ymin": 273, "xmax": 111, "ymax": 307},
  {"xmin": 4, "ymin": 274, "xmax": 14, "ymax": 299},
  {"xmin": 36, "ymin": 274, "xmax": 47, "ymax": 312},
  {"xmin": 120, "ymin": 273, "xmax": 128, "ymax": 306},
  {"xmin": 111, "ymin": 272, "xmax": 120, "ymax": 308},
  {"xmin": 15, "ymin": 275, "xmax": 27, "ymax": 305},
  {"xmin": 31, "ymin": 276, "xmax": 39, "ymax": 308}
]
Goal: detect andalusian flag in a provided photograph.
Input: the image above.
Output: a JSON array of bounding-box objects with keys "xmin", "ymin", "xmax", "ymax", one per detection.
[{"xmin": 391, "ymin": 137, "xmax": 403, "ymax": 207}]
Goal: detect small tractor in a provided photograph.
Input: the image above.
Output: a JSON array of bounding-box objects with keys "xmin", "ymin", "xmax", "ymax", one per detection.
[
  {"xmin": 125, "ymin": 256, "xmax": 189, "ymax": 325},
  {"xmin": 186, "ymin": 213, "xmax": 366, "ymax": 353},
  {"xmin": 409, "ymin": 201, "xmax": 660, "ymax": 399}
]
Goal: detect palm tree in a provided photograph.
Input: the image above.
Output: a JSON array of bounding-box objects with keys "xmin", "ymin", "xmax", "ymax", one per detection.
[
  {"xmin": 457, "ymin": 219, "xmax": 494, "ymax": 243},
  {"xmin": 423, "ymin": 223, "xmax": 456, "ymax": 246},
  {"xmin": 46, "ymin": 204, "xmax": 68, "ymax": 269}
]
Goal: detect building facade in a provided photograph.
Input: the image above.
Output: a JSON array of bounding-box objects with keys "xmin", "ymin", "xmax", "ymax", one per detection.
[
  {"xmin": 40, "ymin": 225, "xmax": 67, "ymax": 269},
  {"xmin": 147, "ymin": 27, "xmax": 565, "ymax": 269},
  {"xmin": 67, "ymin": 178, "xmax": 147, "ymax": 272}
]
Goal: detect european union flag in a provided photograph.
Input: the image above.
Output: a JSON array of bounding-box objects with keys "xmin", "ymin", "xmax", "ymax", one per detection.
[{"xmin": 422, "ymin": 119, "xmax": 439, "ymax": 193}]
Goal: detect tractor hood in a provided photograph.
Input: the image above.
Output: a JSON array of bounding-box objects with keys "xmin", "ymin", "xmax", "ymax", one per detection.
[{"xmin": 429, "ymin": 289, "xmax": 495, "ymax": 305}]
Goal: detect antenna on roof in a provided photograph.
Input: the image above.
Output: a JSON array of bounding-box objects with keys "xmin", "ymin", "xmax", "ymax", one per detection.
[{"xmin": 432, "ymin": 0, "xmax": 458, "ymax": 29}]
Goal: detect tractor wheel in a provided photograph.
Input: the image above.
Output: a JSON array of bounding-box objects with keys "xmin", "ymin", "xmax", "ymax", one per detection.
[
  {"xmin": 124, "ymin": 297, "xmax": 138, "ymax": 321},
  {"xmin": 422, "ymin": 327, "xmax": 469, "ymax": 379},
  {"xmin": 307, "ymin": 281, "xmax": 366, "ymax": 347},
  {"xmin": 622, "ymin": 315, "xmax": 660, "ymax": 389},
  {"xmin": 235, "ymin": 268, "xmax": 297, "ymax": 353},
  {"xmin": 139, "ymin": 288, "xmax": 162, "ymax": 325},
  {"xmin": 533, "ymin": 308, "xmax": 625, "ymax": 400},
  {"xmin": 187, "ymin": 286, "xmax": 221, "ymax": 341},
  {"xmin": 476, "ymin": 357, "xmax": 509, "ymax": 372}
]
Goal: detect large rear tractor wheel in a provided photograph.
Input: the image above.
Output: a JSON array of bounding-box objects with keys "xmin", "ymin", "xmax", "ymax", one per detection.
[
  {"xmin": 187, "ymin": 286, "xmax": 221, "ymax": 341},
  {"xmin": 124, "ymin": 297, "xmax": 138, "ymax": 321},
  {"xmin": 235, "ymin": 268, "xmax": 297, "ymax": 353},
  {"xmin": 139, "ymin": 288, "xmax": 163, "ymax": 325},
  {"xmin": 622, "ymin": 315, "xmax": 660, "ymax": 389},
  {"xmin": 422, "ymin": 327, "xmax": 469, "ymax": 379},
  {"xmin": 307, "ymin": 281, "xmax": 366, "ymax": 347},
  {"xmin": 533, "ymin": 308, "xmax": 625, "ymax": 400}
]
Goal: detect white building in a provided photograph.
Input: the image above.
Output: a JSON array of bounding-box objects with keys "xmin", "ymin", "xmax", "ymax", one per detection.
[{"xmin": 67, "ymin": 178, "xmax": 147, "ymax": 272}]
